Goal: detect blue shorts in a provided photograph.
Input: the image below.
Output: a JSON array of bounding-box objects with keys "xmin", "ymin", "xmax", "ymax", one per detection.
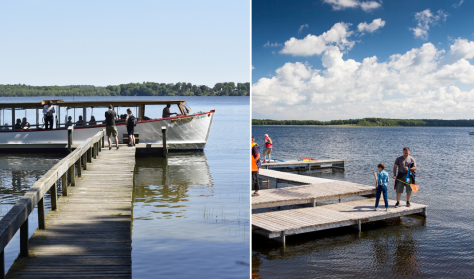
[{"xmin": 127, "ymin": 127, "xmax": 134, "ymax": 136}]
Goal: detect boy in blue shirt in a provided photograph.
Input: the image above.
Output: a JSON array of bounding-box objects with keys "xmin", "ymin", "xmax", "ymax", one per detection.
[{"xmin": 375, "ymin": 163, "xmax": 390, "ymax": 211}]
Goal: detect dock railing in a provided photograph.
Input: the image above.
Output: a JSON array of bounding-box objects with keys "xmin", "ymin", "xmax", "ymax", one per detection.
[{"xmin": 0, "ymin": 129, "xmax": 106, "ymax": 278}]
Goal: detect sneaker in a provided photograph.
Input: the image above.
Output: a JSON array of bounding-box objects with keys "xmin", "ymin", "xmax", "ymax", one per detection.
[
  {"xmin": 395, "ymin": 201, "xmax": 400, "ymax": 208},
  {"xmin": 109, "ymin": 147, "xmax": 112, "ymax": 150},
  {"xmin": 252, "ymin": 192, "xmax": 259, "ymax": 197},
  {"xmin": 386, "ymin": 208, "xmax": 390, "ymax": 212},
  {"xmin": 407, "ymin": 201, "xmax": 411, "ymax": 207},
  {"xmin": 374, "ymin": 207, "xmax": 379, "ymax": 211},
  {"xmin": 117, "ymin": 146, "xmax": 120, "ymax": 150}
]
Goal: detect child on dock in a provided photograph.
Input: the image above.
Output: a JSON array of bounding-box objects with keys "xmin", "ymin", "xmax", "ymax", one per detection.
[{"xmin": 375, "ymin": 163, "xmax": 390, "ymax": 211}]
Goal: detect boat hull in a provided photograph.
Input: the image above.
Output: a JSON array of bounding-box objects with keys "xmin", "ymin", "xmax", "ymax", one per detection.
[{"xmin": 0, "ymin": 111, "xmax": 215, "ymax": 151}]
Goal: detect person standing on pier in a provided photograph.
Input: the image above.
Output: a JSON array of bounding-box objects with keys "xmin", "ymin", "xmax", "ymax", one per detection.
[
  {"xmin": 263, "ymin": 134, "xmax": 273, "ymax": 163},
  {"xmin": 43, "ymin": 100, "xmax": 55, "ymax": 130},
  {"xmin": 105, "ymin": 104, "xmax": 119, "ymax": 150},
  {"xmin": 126, "ymin": 108, "xmax": 136, "ymax": 147},
  {"xmin": 252, "ymin": 135, "xmax": 261, "ymax": 196},
  {"xmin": 375, "ymin": 163, "xmax": 390, "ymax": 211},
  {"xmin": 393, "ymin": 147, "xmax": 417, "ymax": 208}
]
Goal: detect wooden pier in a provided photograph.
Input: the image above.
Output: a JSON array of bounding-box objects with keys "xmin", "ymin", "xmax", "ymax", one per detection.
[
  {"xmin": 253, "ymin": 168, "xmax": 428, "ymax": 245},
  {"xmin": 0, "ymin": 131, "xmax": 136, "ymax": 278},
  {"xmin": 253, "ymin": 198, "xmax": 427, "ymax": 245}
]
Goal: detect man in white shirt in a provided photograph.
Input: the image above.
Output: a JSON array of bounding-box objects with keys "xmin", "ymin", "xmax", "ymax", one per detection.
[{"xmin": 43, "ymin": 100, "xmax": 55, "ymax": 130}]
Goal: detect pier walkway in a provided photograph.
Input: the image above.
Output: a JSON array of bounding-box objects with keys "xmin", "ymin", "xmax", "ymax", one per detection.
[
  {"xmin": 7, "ymin": 143, "xmax": 135, "ymax": 278},
  {"xmin": 253, "ymin": 170, "xmax": 375, "ymax": 209},
  {"xmin": 0, "ymin": 129, "xmax": 137, "ymax": 278},
  {"xmin": 253, "ymin": 198, "xmax": 427, "ymax": 245}
]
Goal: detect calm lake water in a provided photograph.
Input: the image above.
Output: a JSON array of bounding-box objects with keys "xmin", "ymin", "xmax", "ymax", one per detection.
[
  {"xmin": 0, "ymin": 96, "xmax": 250, "ymax": 278},
  {"xmin": 252, "ymin": 126, "xmax": 474, "ymax": 279}
]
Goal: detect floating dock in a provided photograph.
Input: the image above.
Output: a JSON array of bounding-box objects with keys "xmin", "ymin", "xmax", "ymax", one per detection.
[
  {"xmin": 6, "ymin": 143, "xmax": 135, "ymax": 278},
  {"xmin": 252, "ymin": 166, "xmax": 427, "ymax": 245},
  {"xmin": 252, "ymin": 177, "xmax": 375, "ymax": 209},
  {"xmin": 261, "ymin": 159, "xmax": 345, "ymax": 170},
  {"xmin": 253, "ymin": 198, "xmax": 427, "ymax": 245}
]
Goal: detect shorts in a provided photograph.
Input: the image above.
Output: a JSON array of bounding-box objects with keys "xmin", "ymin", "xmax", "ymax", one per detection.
[
  {"xmin": 127, "ymin": 127, "xmax": 134, "ymax": 136},
  {"xmin": 106, "ymin": 126, "xmax": 118, "ymax": 137},
  {"xmin": 264, "ymin": 147, "xmax": 272, "ymax": 156},
  {"xmin": 395, "ymin": 175, "xmax": 414, "ymax": 194}
]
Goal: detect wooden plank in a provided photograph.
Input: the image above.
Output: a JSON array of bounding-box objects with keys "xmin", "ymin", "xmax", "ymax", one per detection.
[
  {"xmin": 6, "ymin": 143, "xmax": 134, "ymax": 278},
  {"xmin": 253, "ymin": 198, "xmax": 428, "ymax": 239}
]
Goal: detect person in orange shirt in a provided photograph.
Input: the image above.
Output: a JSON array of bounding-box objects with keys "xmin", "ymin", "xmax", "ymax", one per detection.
[{"xmin": 252, "ymin": 135, "xmax": 261, "ymax": 196}]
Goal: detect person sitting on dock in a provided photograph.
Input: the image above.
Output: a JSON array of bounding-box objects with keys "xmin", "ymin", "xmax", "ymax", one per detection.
[
  {"xmin": 252, "ymin": 135, "xmax": 261, "ymax": 196},
  {"xmin": 105, "ymin": 104, "xmax": 119, "ymax": 150},
  {"xmin": 43, "ymin": 100, "xmax": 55, "ymax": 130},
  {"xmin": 375, "ymin": 163, "xmax": 390, "ymax": 211},
  {"xmin": 162, "ymin": 104, "xmax": 177, "ymax": 118},
  {"xmin": 393, "ymin": 147, "xmax": 417, "ymax": 208},
  {"xmin": 65, "ymin": 116, "xmax": 73, "ymax": 128},
  {"xmin": 21, "ymin": 117, "xmax": 30, "ymax": 129},
  {"xmin": 75, "ymin": 115, "xmax": 83, "ymax": 127},
  {"xmin": 14, "ymin": 119, "xmax": 22, "ymax": 130},
  {"xmin": 89, "ymin": 116, "xmax": 97, "ymax": 126},
  {"xmin": 263, "ymin": 134, "xmax": 273, "ymax": 163}
]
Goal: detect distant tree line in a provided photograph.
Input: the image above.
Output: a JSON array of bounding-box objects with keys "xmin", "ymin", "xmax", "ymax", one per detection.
[
  {"xmin": 253, "ymin": 118, "xmax": 474, "ymax": 127},
  {"xmin": 0, "ymin": 82, "xmax": 250, "ymax": 97}
]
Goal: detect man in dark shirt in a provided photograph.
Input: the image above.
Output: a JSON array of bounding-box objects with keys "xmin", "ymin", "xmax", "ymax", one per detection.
[
  {"xmin": 162, "ymin": 104, "xmax": 177, "ymax": 118},
  {"xmin": 105, "ymin": 104, "xmax": 119, "ymax": 150},
  {"xmin": 393, "ymin": 147, "xmax": 417, "ymax": 208}
]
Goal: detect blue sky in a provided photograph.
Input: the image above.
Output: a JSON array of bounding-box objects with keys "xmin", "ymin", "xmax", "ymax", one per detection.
[
  {"xmin": 252, "ymin": 0, "xmax": 474, "ymax": 120},
  {"xmin": 0, "ymin": 0, "xmax": 250, "ymax": 87}
]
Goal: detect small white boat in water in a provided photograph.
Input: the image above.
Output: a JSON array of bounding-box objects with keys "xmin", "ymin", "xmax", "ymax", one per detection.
[{"xmin": 0, "ymin": 100, "xmax": 215, "ymax": 151}]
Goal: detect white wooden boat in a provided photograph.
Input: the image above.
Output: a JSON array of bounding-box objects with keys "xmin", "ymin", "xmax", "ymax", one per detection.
[{"xmin": 0, "ymin": 100, "xmax": 215, "ymax": 151}]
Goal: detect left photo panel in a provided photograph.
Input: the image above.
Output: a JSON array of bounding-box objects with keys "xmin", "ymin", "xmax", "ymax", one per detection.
[{"xmin": 0, "ymin": 1, "xmax": 250, "ymax": 278}]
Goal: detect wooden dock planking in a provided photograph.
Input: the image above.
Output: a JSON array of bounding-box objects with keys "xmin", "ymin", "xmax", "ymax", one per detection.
[
  {"xmin": 253, "ymin": 198, "xmax": 427, "ymax": 243},
  {"xmin": 261, "ymin": 159, "xmax": 345, "ymax": 169},
  {"xmin": 7, "ymin": 144, "xmax": 135, "ymax": 278},
  {"xmin": 252, "ymin": 182, "xmax": 376, "ymax": 209},
  {"xmin": 253, "ymin": 169, "xmax": 376, "ymax": 209}
]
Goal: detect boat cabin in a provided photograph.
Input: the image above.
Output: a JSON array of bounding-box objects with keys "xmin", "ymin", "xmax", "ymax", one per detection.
[{"xmin": 0, "ymin": 100, "xmax": 192, "ymax": 131}]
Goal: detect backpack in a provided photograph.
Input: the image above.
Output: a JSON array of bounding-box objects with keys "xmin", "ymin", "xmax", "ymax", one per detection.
[{"xmin": 127, "ymin": 115, "xmax": 136, "ymax": 128}]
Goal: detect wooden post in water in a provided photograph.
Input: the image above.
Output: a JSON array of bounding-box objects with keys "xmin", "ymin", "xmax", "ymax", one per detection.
[
  {"xmin": 19, "ymin": 219, "xmax": 28, "ymax": 257},
  {"xmin": 67, "ymin": 126, "xmax": 73, "ymax": 153},
  {"xmin": 38, "ymin": 197, "xmax": 45, "ymax": 230},
  {"xmin": 62, "ymin": 172, "xmax": 68, "ymax": 196},
  {"xmin": 51, "ymin": 183, "xmax": 57, "ymax": 211},
  {"xmin": 161, "ymin": 126, "xmax": 167, "ymax": 157}
]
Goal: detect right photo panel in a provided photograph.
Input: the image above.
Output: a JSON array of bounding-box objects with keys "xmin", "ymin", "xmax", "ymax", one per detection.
[{"xmin": 252, "ymin": 0, "xmax": 474, "ymax": 278}]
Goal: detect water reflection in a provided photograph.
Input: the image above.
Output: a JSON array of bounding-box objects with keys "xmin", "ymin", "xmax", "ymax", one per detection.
[{"xmin": 133, "ymin": 152, "xmax": 212, "ymax": 220}]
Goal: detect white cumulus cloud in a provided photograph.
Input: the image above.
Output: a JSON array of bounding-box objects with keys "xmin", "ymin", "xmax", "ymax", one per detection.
[
  {"xmin": 280, "ymin": 22, "xmax": 355, "ymax": 56},
  {"xmin": 453, "ymin": 0, "xmax": 464, "ymax": 8},
  {"xmin": 322, "ymin": 0, "xmax": 382, "ymax": 12},
  {"xmin": 253, "ymin": 39, "xmax": 474, "ymax": 120},
  {"xmin": 410, "ymin": 9, "xmax": 448, "ymax": 40},
  {"xmin": 358, "ymin": 18, "xmax": 386, "ymax": 33}
]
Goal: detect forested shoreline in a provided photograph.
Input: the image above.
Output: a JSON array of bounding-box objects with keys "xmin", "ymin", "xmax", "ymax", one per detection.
[
  {"xmin": 253, "ymin": 118, "xmax": 474, "ymax": 127},
  {"xmin": 0, "ymin": 82, "xmax": 250, "ymax": 97}
]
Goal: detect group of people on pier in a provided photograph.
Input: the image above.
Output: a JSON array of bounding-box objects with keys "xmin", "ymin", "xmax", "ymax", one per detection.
[{"xmin": 251, "ymin": 133, "xmax": 273, "ymax": 197}]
